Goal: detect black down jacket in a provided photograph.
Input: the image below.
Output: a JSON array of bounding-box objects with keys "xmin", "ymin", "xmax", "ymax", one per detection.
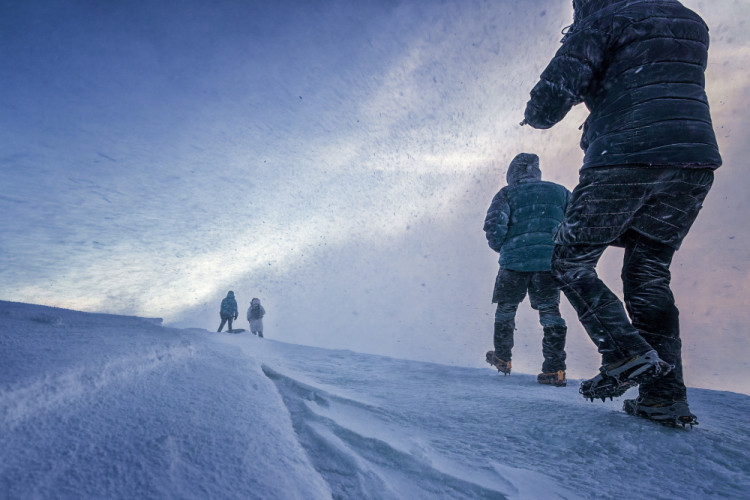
[{"xmin": 524, "ymin": 0, "xmax": 722, "ymax": 170}]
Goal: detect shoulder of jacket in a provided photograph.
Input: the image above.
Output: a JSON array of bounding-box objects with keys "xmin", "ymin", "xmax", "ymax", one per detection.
[
  {"xmin": 547, "ymin": 181, "xmax": 571, "ymax": 195},
  {"xmin": 490, "ymin": 188, "xmax": 510, "ymax": 204}
]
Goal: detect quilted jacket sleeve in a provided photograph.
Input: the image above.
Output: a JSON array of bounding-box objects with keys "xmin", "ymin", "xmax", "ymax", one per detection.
[
  {"xmin": 483, "ymin": 189, "xmax": 510, "ymax": 253},
  {"xmin": 524, "ymin": 26, "xmax": 609, "ymax": 129}
]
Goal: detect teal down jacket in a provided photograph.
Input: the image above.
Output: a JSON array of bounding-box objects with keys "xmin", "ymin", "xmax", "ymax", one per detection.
[
  {"xmin": 484, "ymin": 154, "xmax": 570, "ymax": 272},
  {"xmin": 220, "ymin": 291, "xmax": 238, "ymax": 317}
]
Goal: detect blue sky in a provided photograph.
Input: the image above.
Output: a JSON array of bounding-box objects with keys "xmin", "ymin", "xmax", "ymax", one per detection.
[{"xmin": 1, "ymin": 0, "xmax": 749, "ymax": 393}]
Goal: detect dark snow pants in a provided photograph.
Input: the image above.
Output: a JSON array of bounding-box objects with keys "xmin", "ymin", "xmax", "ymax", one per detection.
[
  {"xmin": 492, "ymin": 269, "xmax": 567, "ymax": 373},
  {"xmin": 218, "ymin": 314, "xmax": 233, "ymax": 332},
  {"xmin": 553, "ymin": 233, "xmax": 687, "ymax": 399},
  {"xmin": 552, "ymin": 166, "xmax": 714, "ymax": 401}
]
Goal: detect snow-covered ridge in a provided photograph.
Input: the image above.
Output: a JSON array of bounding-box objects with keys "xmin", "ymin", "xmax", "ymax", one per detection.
[{"xmin": 1, "ymin": 300, "xmax": 748, "ymax": 499}]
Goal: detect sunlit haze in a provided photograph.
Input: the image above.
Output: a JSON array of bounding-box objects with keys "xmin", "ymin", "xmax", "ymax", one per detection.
[{"xmin": 1, "ymin": 0, "xmax": 748, "ymax": 394}]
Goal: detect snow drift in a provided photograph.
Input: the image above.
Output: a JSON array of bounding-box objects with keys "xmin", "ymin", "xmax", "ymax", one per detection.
[{"xmin": 1, "ymin": 300, "xmax": 748, "ymax": 499}]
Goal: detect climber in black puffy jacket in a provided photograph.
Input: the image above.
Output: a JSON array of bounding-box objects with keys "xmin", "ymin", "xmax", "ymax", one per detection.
[{"xmin": 522, "ymin": 0, "xmax": 721, "ymax": 426}]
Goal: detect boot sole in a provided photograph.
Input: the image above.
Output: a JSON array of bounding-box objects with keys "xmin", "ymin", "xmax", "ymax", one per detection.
[
  {"xmin": 538, "ymin": 381, "xmax": 567, "ymax": 387},
  {"xmin": 623, "ymin": 400, "xmax": 698, "ymax": 428},
  {"xmin": 486, "ymin": 352, "xmax": 511, "ymax": 375}
]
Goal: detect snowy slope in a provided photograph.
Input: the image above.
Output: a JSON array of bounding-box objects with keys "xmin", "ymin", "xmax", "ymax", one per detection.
[
  {"xmin": 0, "ymin": 301, "xmax": 329, "ymax": 499},
  {"xmin": 2, "ymin": 301, "xmax": 749, "ymax": 499}
]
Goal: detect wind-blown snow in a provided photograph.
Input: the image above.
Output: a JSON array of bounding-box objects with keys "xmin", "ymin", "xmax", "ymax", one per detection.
[
  {"xmin": 2, "ymin": 301, "xmax": 748, "ymax": 499},
  {"xmin": 1, "ymin": 0, "xmax": 749, "ymax": 397}
]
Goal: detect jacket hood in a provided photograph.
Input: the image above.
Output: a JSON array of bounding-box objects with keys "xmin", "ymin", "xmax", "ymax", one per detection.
[
  {"xmin": 226, "ymin": 291, "xmax": 235, "ymax": 298},
  {"xmin": 506, "ymin": 153, "xmax": 541, "ymax": 185}
]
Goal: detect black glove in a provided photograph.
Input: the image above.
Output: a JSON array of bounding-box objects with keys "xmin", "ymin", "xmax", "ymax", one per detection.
[{"xmin": 234, "ymin": 314, "xmax": 238, "ymax": 320}]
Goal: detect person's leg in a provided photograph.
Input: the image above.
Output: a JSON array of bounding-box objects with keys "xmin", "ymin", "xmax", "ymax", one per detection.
[
  {"xmin": 552, "ymin": 244, "xmax": 652, "ymax": 365},
  {"xmin": 492, "ymin": 268, "xmax": 530, "ymax": 362},
  {"xmin": 227, "ymin": 317, "xmax": 233, "ymax": 331},
  {"xmin": 617, "ymin": 169, "xmax": 712, "ymax": 425},
  {"xmin": 529, "ymin": 272, "xmax": 567, "ymax": 373},
  {"xmin": 621, "ymin": 231, "xmax": 685, "ymax": 402},
  {"xmin": 218, "ymin": 316, "xmax": 227, "ymax": 332}
]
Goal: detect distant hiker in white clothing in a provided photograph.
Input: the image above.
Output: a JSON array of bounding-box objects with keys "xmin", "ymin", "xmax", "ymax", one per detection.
[{"xmin": 247, "ymin": 298, "xmax": 265, "ymax": 337}]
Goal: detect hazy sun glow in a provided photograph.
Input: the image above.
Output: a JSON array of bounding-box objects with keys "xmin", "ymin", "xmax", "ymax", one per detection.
[{"xmin": 1, "ymin": 0, "xmax": 749, "ymax": 394}]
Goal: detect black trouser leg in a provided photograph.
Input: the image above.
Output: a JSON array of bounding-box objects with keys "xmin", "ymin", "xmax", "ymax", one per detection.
[
  {"xmin": 620, "ymin": 231, "xmax": 685, "ymax": 401},
  {"xmin": 218, "ymin": 316, "xmax": 228, "ymax": 332},
  {"xmin": 552, "ymin": 244, "xmax": 652, "ymax": 365},
  {"xmin": 528, "ymin": 272, "xmax": 567, "ymax": 373},
  {"xmin": 492, "ymin": 269, "xmax": 529, "ymax": 361},
  {"xmin": 540, "ymin": 325, "xmax": 568, "ymax": 373},
  {"xmin": 493, "ymin": 321, "xmax": 514, "ymax": 361}
]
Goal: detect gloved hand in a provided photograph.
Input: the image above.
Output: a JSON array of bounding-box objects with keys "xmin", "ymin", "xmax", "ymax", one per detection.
[{"xmin": 234, "ymin": 313, "xmax": 238, "ymax": 320}]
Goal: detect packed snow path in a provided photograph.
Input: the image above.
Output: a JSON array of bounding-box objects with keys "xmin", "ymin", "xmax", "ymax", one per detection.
[{"xmin": 1, "ymin": 301, "xmax": 748, "ymax": 499}]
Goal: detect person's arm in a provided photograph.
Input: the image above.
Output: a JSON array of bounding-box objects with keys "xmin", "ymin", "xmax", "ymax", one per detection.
[
  {"xmin": 523, "ymin": 27, "xmax": 608, "ymax": 129},
  {"xmin": 483, "ymin": 190, "xmax": 510, "ymax": 253}
]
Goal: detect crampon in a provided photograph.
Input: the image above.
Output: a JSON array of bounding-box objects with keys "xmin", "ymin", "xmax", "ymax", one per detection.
[
  {"xmin": 486, "ymin": 351, "xmax": 511, "ymax": 375},
  {"xmin": 623, "ymin": 398, "xmax": 699, "ymax": 428},
  {"xmin": 579, "ymin": 350, "xmax": 673, "ymax": 402}
]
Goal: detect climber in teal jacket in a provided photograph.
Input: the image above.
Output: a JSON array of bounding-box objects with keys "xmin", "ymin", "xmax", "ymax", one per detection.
[
  {"xmin": 217, "ymin": 291, "xmax": 239, "ymax": 332},
  {"xmin": 483, "ymin": 153, "xmax": 570, "ymax": 386}
]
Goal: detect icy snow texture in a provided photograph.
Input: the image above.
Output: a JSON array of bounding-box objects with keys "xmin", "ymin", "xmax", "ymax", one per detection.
[{"xmin": 2, "ymin": 301, "xmax": 749, "ymax": 499}]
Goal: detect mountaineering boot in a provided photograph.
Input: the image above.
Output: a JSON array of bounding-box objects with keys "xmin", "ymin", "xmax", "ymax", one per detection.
[
  {"xmin": 579, "ymin": 350, "xmax": 673, "ymax": 401},
  {"xmin": 623, "ymin": 397, "xmax": 698, "ymax": 428},
  {"xmin": 486, "ymin": 351, "xmax": 511, "ymax": 375},
  {"xmin": 537, "ymin": 370, "xmax": 566, "ymax": 387}
]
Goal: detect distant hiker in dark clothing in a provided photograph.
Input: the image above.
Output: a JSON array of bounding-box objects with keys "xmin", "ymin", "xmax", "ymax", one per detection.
[
  {"xmin": 247, "ymin": 298, "xmax": 265, "ymax": 337},
  {"xmin": 217, "ymin": 291, "xmax": 239, "ymax": 332},
  {"xmin": 483, "ymin": 153, "xmax": 570, "ymax": 387},
  {"xmin": 522, "ymin": 0, "xmax": 721, "ymax": 425}
]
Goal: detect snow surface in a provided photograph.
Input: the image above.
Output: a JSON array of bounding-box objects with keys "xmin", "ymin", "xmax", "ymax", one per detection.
[{"xmin": 2, "ymin": 301, "xmax": 749, "ymax": 499}]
